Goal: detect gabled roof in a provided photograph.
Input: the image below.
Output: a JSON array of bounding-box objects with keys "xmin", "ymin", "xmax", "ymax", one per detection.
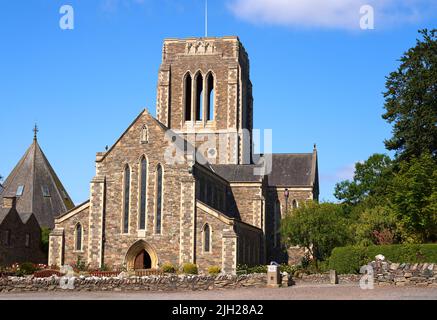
[
  {"xmin": 210, "ymin": 149, "xmax": 318, "ymax": 188},
  {"xmin": 267, "ymin": 151, "xmax": 317, "ymax": 187},
  {"xmin": 0, "ymin": 137, "xmax": 74, "ymax": 228},
  {"xmin": 210, "ymin": 164, "xmax": 263, "ymax": 183}
]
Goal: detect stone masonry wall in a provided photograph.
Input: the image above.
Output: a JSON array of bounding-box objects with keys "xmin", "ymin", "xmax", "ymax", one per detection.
[
  {"xmin": 370, "ymin": 261, "xmax": 437, "ymax": 288},
  {"xmin": 0, "ymin": 274, "xmax": 268, "ymax": 293}
]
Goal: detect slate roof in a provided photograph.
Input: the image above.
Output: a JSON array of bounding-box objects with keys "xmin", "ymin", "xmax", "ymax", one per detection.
[
  {"xmin": 267, "ymin": 153, "xmax": 316, "ymax": 187},
  {"xmin": 211, "ymin": 164, "xmax": 264, "ymax": 183},
  {"xmin": 210, "ymin": 151, "xmax": 317, "ymax": 187},
  {"xmin": 0, "ymin": 137, "xmax": 74, "ymax": 228}
]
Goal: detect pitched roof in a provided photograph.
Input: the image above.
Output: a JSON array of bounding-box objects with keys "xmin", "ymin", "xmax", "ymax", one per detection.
[
  {"xmin": 267, "ymin": 153, "xmax": 317, "ymax": 187},
  {"xmin": 210, "ymin": 164, "xmax": 264, "ymax": 183},
  {"xmin": 0, "ymin": 138, "xmax": 74, "ymax": 228}
]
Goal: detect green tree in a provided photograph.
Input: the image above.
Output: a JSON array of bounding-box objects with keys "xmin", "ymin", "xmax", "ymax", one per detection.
[
  {"xmin": 382, "ymin": 29, "xmax": 437, "ymax": 161},
  {"xmin": 390, "ymin": 153, "xmax": 437, "ymax": 242},
  {"xmin": 353, "ymin": 205, "xmax": 398, "ymax": 246},
  {"xmin": 40, "ymin": 227, "xmax": 51, "ymax": 255},
  {"xmin": 280, "ymin": 202, "xmax": 351, "ymax": 265},
  {"xmin": 334, "ymin": 154, "xmax": 393, "ymax": 205}
]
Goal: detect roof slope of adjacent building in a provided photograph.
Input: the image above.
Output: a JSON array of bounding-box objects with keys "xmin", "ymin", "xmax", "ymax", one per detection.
[{"xmin": 0, "ymin": 137, "xmax": 74, "ymax": 228}]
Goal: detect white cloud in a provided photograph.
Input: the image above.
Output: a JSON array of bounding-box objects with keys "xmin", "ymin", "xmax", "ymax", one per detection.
[
  {"xmin": 227, "ymin": 0, "xmax": 435, "ymax": 29},
  {"xmin": 321, "ymin": 162, "xmax": 360, "ymax": 183}
]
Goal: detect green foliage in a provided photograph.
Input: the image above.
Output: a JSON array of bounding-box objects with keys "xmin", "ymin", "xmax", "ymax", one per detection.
[
  {"xmin": 207, "ymin": 266, "xmax": 221, "ymax": 276},
  {"xmin": 353, "ymin": 206, "xmax": 399, "ymax": 245},
  {"xmin": 334, "ymin": 154, "xmax": 393, "ymax": 205},
  {"xmin": 382, "ymin": 29, "xmax": 437, "ymax": 161},
  {"xmin": 281, "ymin": 202, "xmax": 352, "ymax": 263},
  {"xmin": 390, "ymin": 153, "xmax": 437, "ymax": 242},
  {"xmin": 40, "ymin": 227, "xmax": 51, "ymax": 254},
  {"xmin": 161, "ymin": 263, "xmax": 177, "ymax": 273},
  {"xmin": 15, "ymin": 262, "xmax": 39, "ymax": 276},
  {"xmin": 73, "ymin": 256, "xmax": 88, "ymax": 272},
  {"xmin": 237, "ymin": 264, "xmax": 267, "ymax": 274},
  {"xmin": 329, "ymin": 244, "xmax": 437, "ymax": 274},
  {"xmin": 182, "ymin": 263, "xmax": 198, "ymax": 275}
]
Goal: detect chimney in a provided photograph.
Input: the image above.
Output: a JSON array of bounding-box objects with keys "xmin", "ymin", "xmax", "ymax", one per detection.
[{"xmin": 3, "ymin": 196, "xmax": 17, "ymax": 209}]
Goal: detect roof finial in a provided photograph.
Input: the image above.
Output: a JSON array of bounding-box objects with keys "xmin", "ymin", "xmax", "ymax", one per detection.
[
  {"xmin": 33, "ymin": 124, "xmax": 39, "ymax": 141},
  {"xmin": 313, "ymin": 143, "xmax": 317, "ymax": 150}
]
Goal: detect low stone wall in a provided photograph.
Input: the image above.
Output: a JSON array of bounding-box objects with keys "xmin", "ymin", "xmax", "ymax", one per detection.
[
  {"xmin": 294, "ymin": 273, "xmax": 361, "ymax": 284},
  {"xmin": 371, "ymin": 261, "xmax": 437, "ymax": 287},
  {"xmin": 0, "ymin": 274, "xmax": 270, "ymax": 293}
]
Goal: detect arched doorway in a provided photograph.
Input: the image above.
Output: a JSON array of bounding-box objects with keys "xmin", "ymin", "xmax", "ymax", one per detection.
[
  {"xmin": 125, "ymin": 240, "xmax": 158, "ymax": 270},
  {"xmin": 134, "ymin": 250, "xmax": 152, "ymax": 270}
]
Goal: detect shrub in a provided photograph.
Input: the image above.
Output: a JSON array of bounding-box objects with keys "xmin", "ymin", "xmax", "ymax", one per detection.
[
  {"xmin": 329, "ymin": 244, "xmax": 437, "ymax": 274},
  {"xmin": 237, "ymin": 264, "xmax": 268, "ymax": 274},
  {"xmin": 182, "ymin": 263, "xmax": 198, "ymax": 275},
  {"xmin": 73, "ymin": 256, "xmax": 89, "ymax": 272},
  {"xmin": 208, "ymin": 266, "xmax": 221, "ymax": 276},
  {"xmin": 161, "ymin": 263, "xmax": 177, "ymax": 274},
  {"xmin": 16, "ymin": 262, "xmax": 39, "ymax": 276}
]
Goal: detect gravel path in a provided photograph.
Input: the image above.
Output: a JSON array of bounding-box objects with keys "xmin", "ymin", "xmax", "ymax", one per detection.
[{"xmin": 1, "ymin": 284, "xmax": 437, "ymax": 300}]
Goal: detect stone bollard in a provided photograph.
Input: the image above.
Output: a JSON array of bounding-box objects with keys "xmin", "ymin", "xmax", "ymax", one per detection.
[
  {"xmin": 267, "ymin": 265, "xmax": 281, "ymax": 288},
  {"xmin": 329, "ymin": 270, "xmax": 338, "ymax": 285}
]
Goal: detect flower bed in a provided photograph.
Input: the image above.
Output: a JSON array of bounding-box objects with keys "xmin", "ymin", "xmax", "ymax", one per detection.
[{"xmin": 33, "ymin": 270, "xmax": 64, "ymax": 278}]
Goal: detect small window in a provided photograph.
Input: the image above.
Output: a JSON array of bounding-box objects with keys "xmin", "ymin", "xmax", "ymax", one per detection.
[
  {"xmin": 25, "ymin": 234, "xmax": 30, "ymax": 248},
  {"xmin": 4, "ymin": 230, "xmax": 11, "ymax": 246},
  {"xmin": 16, "ymin": 185, "xmax": 24, "ymax": 197},
  {"xmin": 292, "ymin": 200, "xmax": 298, "ymax": 209},
  {"xmin": 204, "ymin": 224, "xmax": 211, "ymax": 253},
  {"xmin": 75, "ymin": 223, "xmax": 83, "ymax": 251},
  {"xmin": 42, "ymin": 186, "xmax": 50, "ymax": 197}
]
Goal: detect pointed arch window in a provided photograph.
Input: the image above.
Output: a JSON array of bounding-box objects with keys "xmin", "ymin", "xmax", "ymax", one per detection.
[
  {"xmin": 292, "ymin": 200, "xmax": 298, "ymax": 209},
  {"xmin": 123, "ymin": 165, "xmax": 131, "ymax": 234},
  {"xmin": 139, "ymin": 157, "xmax": 148, "ymax": 230},
  {"xmin": 184, "ymin": 73, "xmax": 192, "ymax": 121},
  {"xmin": 75, "ymin": 223, "xmax": 83, "ymax": 251},
  {"xmin": 206, "ymin": 73, "xmax": 215, "ymax": 121},
  {"xmin": 204, "ymin": 224, "xmax": 211, "ymax": 253},
  {"xmin": 155, "ymin": 164, "xmax": 163, "ymax": 234},
  {"xmin": 195, "ymin": 73, "xmax": 204, "ymax": 121}
]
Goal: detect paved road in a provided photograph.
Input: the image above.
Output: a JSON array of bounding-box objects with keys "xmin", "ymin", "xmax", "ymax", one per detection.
[{"xmin": 1, "ymin": 284, "xmax": 437, "ymax": 300}]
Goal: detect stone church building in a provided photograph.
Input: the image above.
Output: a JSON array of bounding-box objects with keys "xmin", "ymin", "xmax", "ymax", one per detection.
[
  {"xmin": 0, "ymin": 134, "xmax": 74, "ymax": 266},
  {"xmin": 49, "ymin": 37, "xmax": 319, "ymax": 274}
]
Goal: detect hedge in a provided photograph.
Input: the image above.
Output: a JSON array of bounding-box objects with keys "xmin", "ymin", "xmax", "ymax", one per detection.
[{"xmin": 328, "ymin": 244, "xmax": 437, "ymax": 274}]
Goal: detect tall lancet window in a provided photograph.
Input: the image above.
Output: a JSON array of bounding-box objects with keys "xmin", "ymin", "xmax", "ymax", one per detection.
[
  {"xmin": 75, "ymin": 223, "xmax": 83, "ymax": 251},
  {"xmin": 155, "ymin": 164, "xmax": 163, "ymax": 234},
  {"xmin": 206, "ymin": 73, "xmax": 215, "ymax": 121},
  {"xmin": 123, "ymin": 165, "xmax": 131, "ymax": 234},
  {"xmin": 195, "ymin": 73, "xmax": 204, "ymax": 121},
  {"xmin": 139, "ymin": 157, "xmax": 148, "ymax": 230},
  {"xmin": 204, "ymin": 224, "xmax": 211, "ymax": 253},
  {"xmin": 184, "ymin": 73, "xmax": 192, "ymax": 121}
]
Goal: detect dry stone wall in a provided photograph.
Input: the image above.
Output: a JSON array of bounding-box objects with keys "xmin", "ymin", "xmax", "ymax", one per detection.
[{"xmin": 0, "ymin": 274, "xmax": 268, "ymax": 293}]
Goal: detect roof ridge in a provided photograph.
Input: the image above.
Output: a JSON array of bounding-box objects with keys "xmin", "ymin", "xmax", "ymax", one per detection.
[{"xmin": 31, "ymin": 139, "xmax": 37, "ymax": 215}]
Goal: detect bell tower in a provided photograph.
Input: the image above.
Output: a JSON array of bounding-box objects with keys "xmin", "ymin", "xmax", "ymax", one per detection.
[{"xmin": 156, "ymin": 36, "xmax": 253, "ymax": 165}]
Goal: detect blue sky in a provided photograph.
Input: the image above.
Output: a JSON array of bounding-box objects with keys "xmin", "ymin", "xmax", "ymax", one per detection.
[{"xmin": 0, "ymin": 0, "xmax": 435, "ymax": 204}]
